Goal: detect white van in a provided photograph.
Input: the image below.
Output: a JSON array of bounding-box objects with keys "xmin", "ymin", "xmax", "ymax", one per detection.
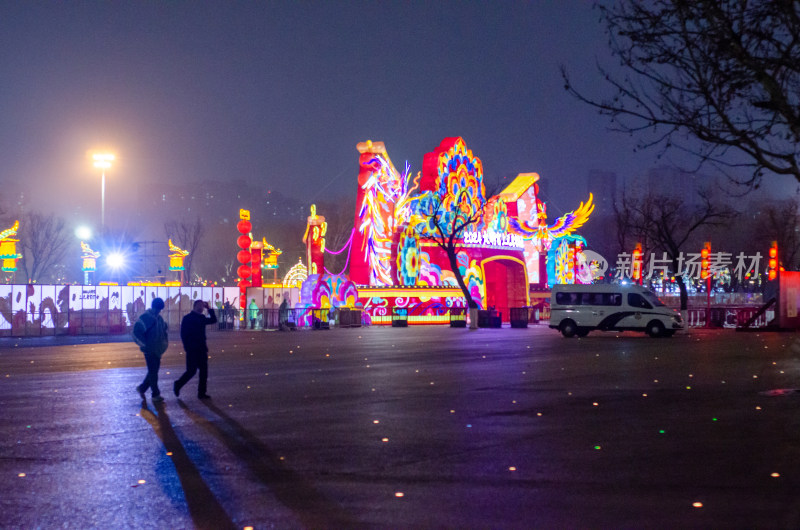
[{"xmin": 549, "ymin": 283, "xmax": 683, "ymax": 338}]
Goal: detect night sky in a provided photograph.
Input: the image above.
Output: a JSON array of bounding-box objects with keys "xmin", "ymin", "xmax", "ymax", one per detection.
[{"xmin": 1, "ymin": 1, "xmax": 793, "ymax": 224}]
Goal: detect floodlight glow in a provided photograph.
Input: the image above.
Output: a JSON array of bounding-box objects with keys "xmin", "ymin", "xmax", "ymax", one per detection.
[
  {"xmin": 92, "ymin": 153, "xmax": 115, "ymax": 169},
  {"xmin": 75, "ymin": 226, "xmax": 92, "ymax": 240},
  {"xmin": 107, "ymin": 253, "xmax": 125, "ymax": 269}
]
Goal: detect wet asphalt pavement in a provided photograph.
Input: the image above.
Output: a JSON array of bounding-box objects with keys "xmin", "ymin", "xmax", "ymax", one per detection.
[{"xmin": 1, "ymin": 325, "xmax": 800, "ymax": 529}]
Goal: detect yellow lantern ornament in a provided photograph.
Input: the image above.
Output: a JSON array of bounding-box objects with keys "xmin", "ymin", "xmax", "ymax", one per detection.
[
  {"xmin": 0, "ymin": 220, "xmax": 22, "ymax": 272},
  {"xmin": 168, "ymin": 239, "xmax": 189, "ymax": 271}
]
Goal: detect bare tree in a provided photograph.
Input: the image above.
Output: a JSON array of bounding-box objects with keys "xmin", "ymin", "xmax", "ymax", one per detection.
[
  {"xmin": 754, "ymin": 194, "xmax": 800, "ymax": 270},
  {"xmin": 18, "ymin": 212, "xmax": 71, "ymax": 283},
  {"xmin": 612, "ymin": 197, "xmax": 642, "ymax": 258},
  {"xmin": 563, "ymin": 1, "xmax": 800, "ymax": 188},
  {"xmin": 616, "ymin": 188, "xmax": 734, "ymax": 310},
  {"xmin": 164, "ymin": 217, "xmax": 205, "ymax": 285}
]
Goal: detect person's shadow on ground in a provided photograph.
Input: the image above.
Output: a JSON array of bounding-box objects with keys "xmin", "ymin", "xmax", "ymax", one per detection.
[
  {"xmin": 177, "ymin": 398, "xmax": 357, "ymax": 528},
  {"xmin": 140, "ymin": 401, "xmax": 236, "ymax": 530}
]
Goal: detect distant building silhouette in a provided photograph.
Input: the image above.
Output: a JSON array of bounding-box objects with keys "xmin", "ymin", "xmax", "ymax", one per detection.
[{"xmin": 586, "ymin": 170, "xmax": 617, "ymax": 215}]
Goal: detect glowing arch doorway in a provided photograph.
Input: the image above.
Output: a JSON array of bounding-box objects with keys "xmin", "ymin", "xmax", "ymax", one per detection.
[{"xmin": 481, "ymin": 256, "xmax": 529, "ymax": 322}]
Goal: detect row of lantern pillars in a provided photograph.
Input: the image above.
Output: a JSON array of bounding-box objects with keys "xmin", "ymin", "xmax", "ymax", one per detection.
[
  {"xmin": 701, "ymin": 240, "xmax": 780, "ymax": 326},
  {"xmin": 631, "ymin": 241, "xmax": 781, "ymax": 328},
  {"xmin": 630, "ymin": 241, "xmax": 780, "ymax": 285}
]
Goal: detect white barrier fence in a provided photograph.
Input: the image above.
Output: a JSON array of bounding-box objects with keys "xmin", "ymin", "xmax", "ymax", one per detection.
[
  {"xmin": 0, "ymin": 284, "xmax": 247, "ymax": 337},
  {"xmin": 0, "ymin": 284, "xmax": 774, "ymax": 336}
]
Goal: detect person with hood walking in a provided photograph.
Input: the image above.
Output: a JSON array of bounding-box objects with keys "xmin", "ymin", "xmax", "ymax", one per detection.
[
  {"xmin": 174, "ymin": 300, "xmax": 217, "ymax": 399},
  {"xmin": 248, "ymin": 298, "xmax": 259, "ymax": 329},
  {"xmin": 133, "ymin": 297, "xmax": 169, "ymax": 403},
  {"xmin": 278, "ymin": 298, "xmax": 289, "ymax": 331}
]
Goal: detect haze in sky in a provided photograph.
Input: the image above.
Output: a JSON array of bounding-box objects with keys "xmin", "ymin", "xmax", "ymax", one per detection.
[{"xmin": 1, "ymin": 1, "xmax": 795, "ymax": 227}]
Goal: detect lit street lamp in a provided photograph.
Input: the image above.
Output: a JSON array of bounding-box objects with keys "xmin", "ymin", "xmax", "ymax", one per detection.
[
  {"xmin": 74, "ymin": 225, "xmax": 92, "ymax": 240},
  {"xmin": 92, "ymin": 153, "xmax": 115, "ymax": 230}
]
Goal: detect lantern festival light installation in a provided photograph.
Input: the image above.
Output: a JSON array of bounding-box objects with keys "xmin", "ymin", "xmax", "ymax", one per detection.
[
  {"xmin": 346, "ymin": 138, "xmax": 595, "ymax": 322},
  {"xmin": 236, "ymin": 208, "xmax": 271, "ymax": 313},
  {"xmin": 80, "ymin": 241, "xmax": 100, "ymax": 285},
  {"xmin": 302, "ymin": 204, "xmax": 326, "ymax": 275},
  {"xmin": 632, "ymin": 243, "xmax": 643, "ymax": 284},
  {"xmin": 167, "ymin": 238, "xmax": 190, "ymax": 285},
  {"xmin": 168, "ymin": 239, "xmax": 189, "ymax": 271},
  {"xmin": 351, "ymin": 141, "xmax": 417, "ymax": 286},
  {"xmin": 249, "ymin": 240, "xmax": 263, "ymax": 289},
  {"xmin": 284, "ymin": 258, "xmax": 308, "ymax": 287},
  {"xmin": 236, "ymin": 209, "xmax": 253, "ymax": 312},
  {"xmin": 238, "ymin": 137, "xmax": 595, "ymax": 325},
  {"xmin": 547, "ymin": 235, "xmax": 588, "ymax": 286},
  {"xmin": 0, "ymin": 220, "xmax": 22, "ymax": 274},
  {"xmin": 262, "ymin": 237, "xmax": 282, "ymax": 282}
]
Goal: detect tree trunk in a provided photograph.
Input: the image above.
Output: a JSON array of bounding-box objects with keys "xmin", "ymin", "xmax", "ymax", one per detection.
[
  {"xmin": 676, "ymin": 276, "xmax": 688, "ymax": 311},
  {"xmin": 445, "ymin": 245, "xmax": 477, "ymax": 309}
]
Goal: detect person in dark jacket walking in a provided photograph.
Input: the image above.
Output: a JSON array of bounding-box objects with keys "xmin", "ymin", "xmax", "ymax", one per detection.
[
  {"xmin": 133, "ymin": 297, "xmax": 169, "ymax": 403},
  {"xmin": 174, "ymin": 300, "xmax": 217, "ymax": 399}
]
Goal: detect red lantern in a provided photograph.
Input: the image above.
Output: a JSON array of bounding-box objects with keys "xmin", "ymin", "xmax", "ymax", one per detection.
[
  {"xmin": 237, "ymin": 279, "xmax": 251, "ymax": 288},
  {"xmin": 768, "ymin": 241, "xmax": 778, "ymax": 281},
  {"xmin": 237, "ymin": 235, "xmax": 251, "ymax": 249},
  {"xmin": 631, "ymin": 243, "xmax": 642, "ymax": 282},
  {"xmin": 237, "ymin": 265, "xmax": 251, "ymax": 278},
  {"xmin": 237, "ymin": 250, "xmax": 251, "ymax": 264},
  {"xmin": 237, "ymin": 220, "xmax": 252, "ymax": 234},
  {"xmin": 700, "ymin": 243, "xmax": 710, "ymax": 280}
]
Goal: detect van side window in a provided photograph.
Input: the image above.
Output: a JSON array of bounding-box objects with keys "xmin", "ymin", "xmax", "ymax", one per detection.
[
  {"xmin": 556, "ymin": 292, "xmax": 580, "ymax": 305},
  {"xmin": 628, "ymin": 293, "xmax": 653, "ymax": 309},
  {"xmin": 605, "ymin": 293, "xmax": 622, "ymax": 306},
  {"xmin": 556, "ymin": 292, "xmax": 623, "ymax": 306}
]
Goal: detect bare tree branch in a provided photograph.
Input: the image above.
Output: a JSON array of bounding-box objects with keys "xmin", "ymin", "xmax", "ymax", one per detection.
[
  {"xmin": 18, "ymin": 212, "xmax": 71, "ymax": 283},
  {"xmin": 754, "ymin": 193, "xmax": 800, "ymax": 269},
  {"xmin": 563, "ymin": 1, "xmax": 800, "ymax": 188},
  {"xmin": 614, "ymin": 187, "xmax": 734, "ymax": 309}
]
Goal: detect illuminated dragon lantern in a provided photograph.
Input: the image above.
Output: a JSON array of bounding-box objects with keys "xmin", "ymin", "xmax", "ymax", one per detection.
[
  {"xmin": 349, "ymin": 137, "xmax": 594, "ymax": 290},
  {"xmin": 167, "ymin": 239, "xmax": 189, "ymax": 271},
  {"xmin": 0, "ymin": 220, "xmax": 22, "ymax": 273},
  {"xmin": 80, "ymin": 241, "xmax": 101, "ymax": 272}
]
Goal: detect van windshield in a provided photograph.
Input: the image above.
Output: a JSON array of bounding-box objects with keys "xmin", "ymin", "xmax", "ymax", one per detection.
[{"xmin": 642, "ymin": 291, "xmax": 665, "ymax": 307}]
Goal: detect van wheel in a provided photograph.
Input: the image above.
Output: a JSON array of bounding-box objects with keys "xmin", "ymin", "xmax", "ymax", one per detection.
[
  {"xmin": 646, "ymin": 320, "xmax": 665, "ymax": 338},
  {"xmin": 576, "ymin": 328, "xmax": 590, "ymax": 337},
  {"xmin": 560, "ymin": 320, "xmax": 577, "ymax": 338}
]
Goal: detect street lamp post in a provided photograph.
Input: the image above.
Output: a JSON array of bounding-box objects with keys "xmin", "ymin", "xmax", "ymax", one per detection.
[{"xmin": 92, "ymin": 153, "xmax": 115, "ymax": 231}]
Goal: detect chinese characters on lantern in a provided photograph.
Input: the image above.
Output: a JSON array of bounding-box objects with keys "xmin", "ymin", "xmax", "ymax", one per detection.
[{"xmin": 614, "ymin": 251, "xmax": 764, "ymax": 282}]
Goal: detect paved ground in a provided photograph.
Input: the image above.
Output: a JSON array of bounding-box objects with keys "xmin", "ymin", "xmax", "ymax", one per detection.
[{"xmin": 1, "ymin": 325, "xmax": 800, "ymax": 529}]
